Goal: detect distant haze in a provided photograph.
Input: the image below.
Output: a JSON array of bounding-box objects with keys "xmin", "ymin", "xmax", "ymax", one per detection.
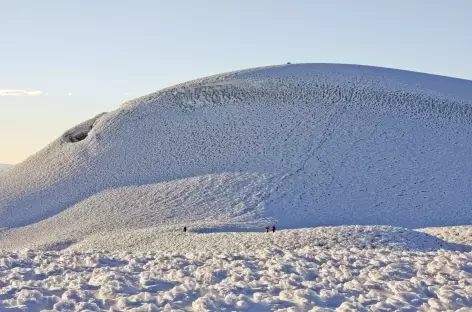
[{"xmin": 0, "ymin": 164, "xmax": 11, "ymax": 171}]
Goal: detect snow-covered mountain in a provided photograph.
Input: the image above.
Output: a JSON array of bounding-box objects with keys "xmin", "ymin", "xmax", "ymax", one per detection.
[{"xmin": 1, "ymin": 63, "xmax": 472, "ymax": 249}]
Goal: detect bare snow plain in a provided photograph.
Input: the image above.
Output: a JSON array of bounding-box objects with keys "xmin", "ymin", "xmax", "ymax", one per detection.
[{"xmin": 1, "ymin": 64, "xmax": 472, "ymax": 310}]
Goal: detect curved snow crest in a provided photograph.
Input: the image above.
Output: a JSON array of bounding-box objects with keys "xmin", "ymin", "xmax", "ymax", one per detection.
[
  {"xmin": 1, "ymin": 63, "xmax": 472, "ymax": 248},
  {"xmin": 124, "ymin": 63, "xmax": 472, "ymax": 123}
]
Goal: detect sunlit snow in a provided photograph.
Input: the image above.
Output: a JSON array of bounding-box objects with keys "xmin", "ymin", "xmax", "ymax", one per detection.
[
  {"xmin": 1, "ymin": 64, "xmax": 472, "ymax": 311},
  {"xmin": 1, "ymin": 229, "xmax": 472, "ymax": 311}
]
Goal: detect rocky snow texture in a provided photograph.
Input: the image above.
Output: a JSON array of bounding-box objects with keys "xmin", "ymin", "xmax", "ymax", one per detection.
[
  {"xmin": 1, "ymin": 230, "xmax": 472, "ymax": 311},
  {"xmin": 1, "ymin": 64, "xmax": 472, "ymax": 250}
]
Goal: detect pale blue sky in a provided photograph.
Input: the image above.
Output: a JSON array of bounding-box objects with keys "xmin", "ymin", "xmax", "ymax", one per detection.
[{"xmin": 1, "ymin": 0, "xmax": 471, "ymax": 164}]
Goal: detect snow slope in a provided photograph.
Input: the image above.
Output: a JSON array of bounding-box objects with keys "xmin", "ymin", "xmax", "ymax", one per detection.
[
  {"xmin": 0, "ymin": 164, "xmax": 10, "ymax": 171},
  {"xmin": 1, "ymin": 63, "xmax": 472, "ymax": 249}
]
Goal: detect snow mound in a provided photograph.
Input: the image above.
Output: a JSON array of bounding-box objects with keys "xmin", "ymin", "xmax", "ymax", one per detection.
[{"xmin": 1, "ymin": 63, "xmax": 472, "ymax": 249}]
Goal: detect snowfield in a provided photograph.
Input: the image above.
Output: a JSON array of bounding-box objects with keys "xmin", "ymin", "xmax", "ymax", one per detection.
[
  {"xmin": 1, "ymin": 63, "xmax": 472, "ymax": 310},
  {"xmin": 1, "ymin": 228, "xmax": 472, "ymax": 311}
]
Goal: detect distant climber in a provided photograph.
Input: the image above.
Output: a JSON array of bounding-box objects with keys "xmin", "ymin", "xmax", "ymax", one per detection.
[
  {"xmin": 184, "ymin": 226, "xmax": 187, "ymax": 232},
  {"xmin": 272, "ymin": 225, "xmax": 276, "ymax": 232},
  {"xmin": 265, "ymin": 226, "xmax": 270, "ymax": 233}
]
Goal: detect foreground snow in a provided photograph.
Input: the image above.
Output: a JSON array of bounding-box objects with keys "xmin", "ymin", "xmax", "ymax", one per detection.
[{"xmin": 1, "ymin": 227, "xmax": 472, "ymax": 311}]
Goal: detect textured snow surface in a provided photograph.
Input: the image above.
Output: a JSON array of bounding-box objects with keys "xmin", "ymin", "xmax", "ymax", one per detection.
[
  {"xmin": 1, "ymin": 63, "xmax": 472, "ymax": 249},
  {"xmin": 1, "ymin": 228, "xmax": 472, "ymax": 311},
  {"xmin": 67, "ymin": 226, "xmax": 471, "ymax": 254},
  {"xmin": 0, "ymin": 164, "xmax": 10, "ymax": 171},
  {"xmin": 421, "ymin": 226, "xmax": 472, "ymax": 247}
]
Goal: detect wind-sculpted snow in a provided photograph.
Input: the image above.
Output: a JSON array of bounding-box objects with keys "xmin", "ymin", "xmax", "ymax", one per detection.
[
  {"xmin": 1, "ymin": 64, "xmax": 472, "ymax": 249},
  {"xmin": 421, "ymin": 226, "xmax": 472, "ymax": 247},
  {"xmin": 1, "ymin": 232, "xmax": 472, "ymax": 311}
]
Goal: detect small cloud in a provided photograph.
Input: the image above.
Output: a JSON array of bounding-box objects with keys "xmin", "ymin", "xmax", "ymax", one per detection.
[
  {"xmin": 0, "ymin": 89, "xmax": 44, "ymax": 96},
  {"xmin": 45, "ymin": 93, "xmax": 49, "ymax": 96},
  {"xmin": 124, "ymin": 92, "xmax": 133, "ymax": 96},
  {"xmin": 67, "ymin": 92, "xmax": 72, "ymax": 96}
]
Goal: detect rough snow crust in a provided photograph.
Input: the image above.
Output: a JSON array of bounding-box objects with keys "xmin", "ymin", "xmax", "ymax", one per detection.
[
  {"xmin": 1, "ymin": 64, "xmax": 472, "ymax": 249},
  {"xmin": 1, "ymin": 228, "xmax": 472, "ymax": 311},
  {"xmin": 421, "ymin": 226, "xmax": 472, "ymax": 247}
]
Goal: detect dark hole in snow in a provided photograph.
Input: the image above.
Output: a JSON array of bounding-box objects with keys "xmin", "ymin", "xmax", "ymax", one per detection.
[
  {"xmin": 63, "ymin": 112, "xmax": 106, "ymax": 143},
  {"xmin": 75, "ymin": 132, "xmax": 88, "ymax": 141},
  {"xmin": 68, "ymin": 129, "xmax": 90, "ymax": 142}
]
